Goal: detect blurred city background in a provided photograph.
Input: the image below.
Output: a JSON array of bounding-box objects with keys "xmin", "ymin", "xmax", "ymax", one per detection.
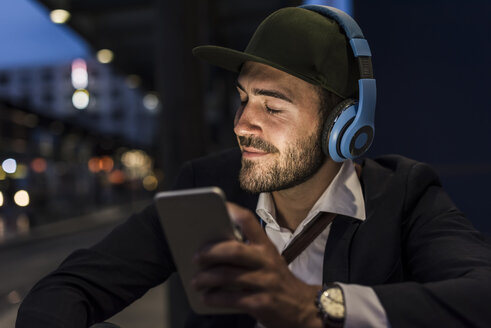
[{"xmin": 0, "ymin": 0, "xmax": 489, "ymax": 327}]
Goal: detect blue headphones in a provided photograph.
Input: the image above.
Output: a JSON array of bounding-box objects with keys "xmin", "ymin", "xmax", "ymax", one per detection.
[{"xmin": 300, "ymin": 5, "xmax": 376, "ymax": 162}]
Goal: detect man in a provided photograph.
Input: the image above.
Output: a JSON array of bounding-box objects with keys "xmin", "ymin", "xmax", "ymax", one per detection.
[{"xmin": 16, "ymin": 5, "xmax": 491, "ymax": 328}]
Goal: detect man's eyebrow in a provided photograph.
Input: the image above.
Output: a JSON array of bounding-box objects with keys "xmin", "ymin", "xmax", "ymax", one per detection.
[{"xmin": 235, "ymin": 81, "xmax": 294, "ymax": 104}]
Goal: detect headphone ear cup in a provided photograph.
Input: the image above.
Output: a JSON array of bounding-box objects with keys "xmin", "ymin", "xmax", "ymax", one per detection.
[{"xmin": 321, "ymin": 99, "xmax": 357, "ymax": 162}]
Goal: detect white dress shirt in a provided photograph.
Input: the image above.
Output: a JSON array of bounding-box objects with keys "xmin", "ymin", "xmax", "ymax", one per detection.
[{"xmin": 254, "ymin": 160, "xmax": 390, "ymax": 328}]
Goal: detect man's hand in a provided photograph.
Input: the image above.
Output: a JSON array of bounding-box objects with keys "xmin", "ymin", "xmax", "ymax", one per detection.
[{"xmin": 191, "ymin": 202, "xmax": 322, "ymax": 328}]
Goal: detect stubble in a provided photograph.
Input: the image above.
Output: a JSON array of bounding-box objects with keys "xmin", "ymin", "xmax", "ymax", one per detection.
[{"xmin": 238, "ymin": 130, "xmax": 325, "ymax": 193}]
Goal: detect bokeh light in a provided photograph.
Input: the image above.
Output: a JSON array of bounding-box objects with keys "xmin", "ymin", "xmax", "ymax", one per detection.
[
  {"xmin": 7, "ymin": 290, "xmax": 22, "ymax": 304},
  {"xmin": 121, "ymin": 150, "xmax": 150, "ymax": 168},
  {"xmin": 14, "ymin": 190, "xmax": 30, "ymax": 207},
  {"xmin": 108, "ymin": 169, "xmax": 125, "ymax": 184},
  {"xmin": 71, "ymin": 58, "xmax": 88, "ymax": 89},
  {"xmin": 49, "ymin": 9, "xmax": 71, "ymax": 24},
  {"xmin": 31, "ymin": 158, "xmax": 47, "ymax": 173},
  {"xmin": 121, "ymin": 150, "xmax": 153, "ymax": 179},
  {"xmin": 97, "ymin": 49, "xmax": 114, "ymax": 64},
  {"xmin": 88, "ymin": 157, "xmax": 99, "ymax": 173},
  {"xmin": 0, "ymin": 191, "xmax": 4, "ymax": 207},
  {"xmin": 88, "ymin": 156, "xmax": 114, "ymax": 173},
  {"xmin": 143, "ymin": 93, "xmax": 159, "ymax": 111},
  {"xmin": 72, "ymin": 89, "xmax": 90, "ymax": 109},
  {"xmin": 2, "ymin": 158, "xmax": 17, "ymax": 174},
  {"xmin": 142, "ymin": 175, "xmax": 158, "ymax": 191},
  {"xmin": 101, "ymin": 156, "xmax": 114, "ymax": 172}
]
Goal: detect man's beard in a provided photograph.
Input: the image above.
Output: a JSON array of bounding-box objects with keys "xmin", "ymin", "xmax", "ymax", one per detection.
[{"xmin": 238, "ymin": 130, "xmax": 325, "ymax": 193}]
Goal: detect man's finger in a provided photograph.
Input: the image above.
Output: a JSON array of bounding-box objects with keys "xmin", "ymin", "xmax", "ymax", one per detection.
[
  {"xmin": 191, "ymin": 264, "xmax": 266, "ymax": 292},
  {"xmin": 194, "ymin": 240, "xmax": 264, "ymax": 269},
  {"xmin": 226, "ymin": 202, "xmax": 270, "ymax": 245},
  {"xmin": 200, "ymin": 287, "xmax": 255, "ymax": 311}
]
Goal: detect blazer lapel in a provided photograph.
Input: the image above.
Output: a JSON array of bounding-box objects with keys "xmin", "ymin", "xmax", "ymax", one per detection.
[{"xmin": 322, "ymin": 215, "xmax": 361, "ymax": 284}]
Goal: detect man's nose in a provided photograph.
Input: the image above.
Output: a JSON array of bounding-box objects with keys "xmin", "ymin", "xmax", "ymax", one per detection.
[{"xmin": 233, "ymin": 102, "xmax": 262, "ymax": 137}]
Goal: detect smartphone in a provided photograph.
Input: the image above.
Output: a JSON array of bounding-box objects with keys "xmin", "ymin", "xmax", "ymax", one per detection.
[{"xmin": 154, "ymin": 186, "xmax": 243, "ymax": 314}]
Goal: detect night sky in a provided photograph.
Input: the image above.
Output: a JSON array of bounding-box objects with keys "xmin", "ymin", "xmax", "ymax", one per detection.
[{"xmin": 0, "ymin": 0, "xmax": 88, "ymax": 69}]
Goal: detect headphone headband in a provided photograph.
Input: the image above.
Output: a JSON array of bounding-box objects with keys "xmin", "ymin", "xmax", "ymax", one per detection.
[
  {"xmin": 300, "ymin": 4, "xmax": 374, "ymax": 79},
  {"xmin": 300, "ymin": 4, "xmax": 377, "ymax": 162},
  {"xmin": 300, "ymin": 5, "xmax": 365, "ymax": 39}
]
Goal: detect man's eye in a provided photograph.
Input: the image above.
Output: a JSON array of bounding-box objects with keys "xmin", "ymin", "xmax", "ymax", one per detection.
[{"xmin": 266, "ymin": 106, "xmax": 281, "ymax": 114}]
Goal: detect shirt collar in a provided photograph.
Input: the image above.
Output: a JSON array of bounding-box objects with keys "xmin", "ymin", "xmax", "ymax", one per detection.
[{"xmin": 256, "ymin": 159, "xmax": 366, "ymax": 231}]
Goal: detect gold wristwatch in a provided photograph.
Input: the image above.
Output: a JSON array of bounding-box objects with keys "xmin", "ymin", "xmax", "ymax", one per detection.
[{"xmin": 316, "ymin": 284, "xmax": 345, "ymax": 328}]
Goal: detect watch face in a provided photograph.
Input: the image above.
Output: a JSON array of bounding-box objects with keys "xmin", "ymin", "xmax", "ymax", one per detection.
[
  {"xmin": 327, "ymin": 287, "xmax": 343, "ymax": 303},
  {"xmin": 320, "ymin": 288, "xmax": 345, "ymax": 320},
  {"xmin": 328, "ymin": 302, "xmax": 345, "ymax": 319}
]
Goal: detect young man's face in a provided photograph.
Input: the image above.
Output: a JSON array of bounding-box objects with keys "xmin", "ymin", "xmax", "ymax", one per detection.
[{"xmin": 234, "ymin": 61, "xmax": 326, "ymax": 193}]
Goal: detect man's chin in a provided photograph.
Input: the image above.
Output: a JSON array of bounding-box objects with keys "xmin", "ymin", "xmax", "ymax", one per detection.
[
  {"xmin": 241, "ymin": 157, "xmax": 266, "ymax": 171},
  {"xmin": 239, "ymin": 161, "xmax": 269, "ymax": 193}
]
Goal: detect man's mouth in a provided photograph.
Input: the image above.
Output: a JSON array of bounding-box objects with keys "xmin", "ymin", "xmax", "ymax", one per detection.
[
  {"xmin": 242, "ymin": 147, "xmax": 269, "ymax": 158},
  {"xmin": 237, "ymin": 136, "xmax": 279, "ymax": 158}
]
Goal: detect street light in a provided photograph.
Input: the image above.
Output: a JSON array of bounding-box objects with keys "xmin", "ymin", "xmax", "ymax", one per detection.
[{"xmin": 50, "ymin": 9, "xmax": 71, "ymax": 24}]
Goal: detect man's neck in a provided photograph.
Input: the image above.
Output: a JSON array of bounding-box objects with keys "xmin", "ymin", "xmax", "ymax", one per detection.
[{"xmin": 272, "ymin": 159, "xmax": 342, "ymax": 232}]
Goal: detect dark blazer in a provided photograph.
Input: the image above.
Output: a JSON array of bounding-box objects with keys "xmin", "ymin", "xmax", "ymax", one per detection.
[{"xmin": 16, "ymin": 148, "xmax": 491, "ymax": 328}]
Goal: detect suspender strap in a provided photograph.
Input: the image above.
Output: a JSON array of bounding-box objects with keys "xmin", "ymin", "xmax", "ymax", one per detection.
[
  {"xmin": 281, "ymin": 212, "xmax": 337, "ymax": 264},
  {"xmin": 280, "ymin": 162, "xmax": 361, "ymax": 265}
]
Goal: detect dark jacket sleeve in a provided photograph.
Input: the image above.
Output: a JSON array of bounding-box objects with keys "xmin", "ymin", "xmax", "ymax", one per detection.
[
  {"xmin": 372, "ymin": 162, "xmax": 491, "ymax": 327},
  {"xmin": 16, "ymin": 162, "xmax": 197, "ymax": 328}
]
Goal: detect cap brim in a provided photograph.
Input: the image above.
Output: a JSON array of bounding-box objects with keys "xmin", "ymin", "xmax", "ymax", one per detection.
[
  {"xmin": 192, "ymin": 46, "xmax": 247, "ymax": 72},
  {"xmin": 193, "ymin": 45, "xmax": 283, "ymax": 73},
  {"xmin": 192, "ymin": 45, "xmax": 322, "ymax": 88}
]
